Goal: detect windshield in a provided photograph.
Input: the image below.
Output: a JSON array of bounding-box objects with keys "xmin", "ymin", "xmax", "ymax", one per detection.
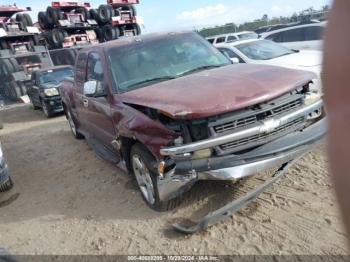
[
  {"xmin": 107, "ymin": 32, "xmax": 231, "ymax": 92},
  {"xmin": 39, "ymin": 67, "xmax": 73, "ymax": 86},
  {"xmin": 237, "ymin": 32, "xmax": 258, "ymax": 40},
  {"xmin": 235, "ymin": 40, "xmax": 295, "ymax": 60}
]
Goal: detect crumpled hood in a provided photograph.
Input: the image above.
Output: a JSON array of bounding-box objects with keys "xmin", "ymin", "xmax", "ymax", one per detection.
[{"xmin": 118, "ymin": 64, "xmax": 315, "ymax": 119}]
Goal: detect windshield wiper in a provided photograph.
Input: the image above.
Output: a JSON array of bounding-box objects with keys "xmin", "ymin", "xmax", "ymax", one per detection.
[
  {"xmin": 127, "ymin": 75, "xmax": 178, "ymax": 90},
  {"xmin": 179, "ymin": 64, "xmax": 224, "ymax": 77}
]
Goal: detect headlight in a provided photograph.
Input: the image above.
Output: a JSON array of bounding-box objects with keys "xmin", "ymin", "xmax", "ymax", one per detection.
[
  {"xmin": 44, "ymin": 88, "xmax": 59, "ymax": 97},
  {"xmin": 308, "ymin": 78, "xmax": 322, "ymax": 93},
  {"xmin": 192, "ymin": 148, "xmax": 212, "ymax": 160},
  {"xmin": 305, "ymin": 92, "xmax": 322, "ymax": 106}
]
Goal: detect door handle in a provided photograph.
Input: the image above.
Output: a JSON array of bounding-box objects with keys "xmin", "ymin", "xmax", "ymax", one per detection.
[{"xmin": 83, "ymin": 99, "xmax": 88, "ymax": 107}]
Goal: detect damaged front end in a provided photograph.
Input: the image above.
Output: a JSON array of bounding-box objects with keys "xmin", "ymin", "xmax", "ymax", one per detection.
[
  {"xmin": 147, "ymin": 86, "xmax": 326, "ymax": 232},
  {"xmin": 122, "ymin": 83, "xmax": 326, "ymax": 233}
]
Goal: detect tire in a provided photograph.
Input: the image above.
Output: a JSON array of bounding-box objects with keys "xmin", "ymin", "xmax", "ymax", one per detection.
[
  {"xmin": 0, "ymin": 40, "xmax": 8, "ymax": 50},
  {"xmin": 30, "ymin": 97, "xmax": 40, "ymax": 110},
  {"xmin": 98, "ymin": 4, "xmax": 113, "ymax": 24},
  {"xmin": 49, "ymin": 29, "xmax": 64, "ymax": 48},
  {"xmin": 132, "ymin": 23, "xmax": 141, "ymax": 35},
  {"xmin": 18, "ymin": 82, "xmax": 27, "ymax": 96},
  {"xmin": 130, "ymin": 143, "xmax": 182, "ymax": 211},
  {"xmin": 3, "ymin": 83, "xmax": 10, "ymax": 99},
  {"xmin": 9, "ymin": 58, "xmax": 20, "ymax": 72},
  {"xmin": 15, "ymin": 13, "xmax": 27, "ymax": 28},
  {"xmin": 9, "ymin": 82, "xmax": 21, "ymax": 100},
  {"xmin": 41, "ymin": 100, "xmax": 52, "ymax": 118},
  {"xmin": 38, "ymin": 11, "xmax": 50, "ymax": 30},
  {"xmin": 75, "ymin": 7, "xmax": 90, "ymax": 21},
  {"xmin": 23, "ymin": 13, "xmax": 33, "ymax": 26},
  {"xmin": 46, "ymin": 6, "xmax": 59, "ymax": 27},
  {"xmin": 1, "ymin": 59, "xmax": 15, "ymax": 75},
  {"xmin": 94, "ymin": 27, "xmax": 104, "ymax": 42},
  {"xmin": 89, "ymin": 9, "xmax": 100, "ymax": 23},
  {"xmin": 129, "ymin": 5, "xmax": 137, "ymax": 16},
  {"xmin": 103, "ymin": 24, "xmax": 120, "ymax": 41},
  {"xmin": 0, "ymin": 177, "xmax": 13, "ymax": 193},
  {"xmin": 67, "ymin": 110, "xmax": 84, "ymax": 139},
  {"xmin": 32, "ymin": 34, "xmax": 40, "ymax": 46}
]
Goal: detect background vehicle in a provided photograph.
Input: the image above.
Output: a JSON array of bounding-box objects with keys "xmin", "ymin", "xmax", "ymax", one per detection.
[
  {"xmin": 27, "ymin": 65, "xmax": 73, "ymax": 117},
  {"xmin": 216, "ymin": 39, "xmax": 322, "ymax": 92},
  {"xmin": 259, "ymin": 21, "xmax": 326, "ymax": 50},
  {"xmin": 0, "ymin": 142, "xmax": 13, "ymax": 193},
  {"xmin": 206, "ymin": 31, "xmax": 258, "ymax": 44},
  {"xmin": 61, "ymin": 31, "xmax": 325, "ymax": 233},
  {"xmin": 0, "ymin": 5, "xmax": 52, "ymax": 101}
]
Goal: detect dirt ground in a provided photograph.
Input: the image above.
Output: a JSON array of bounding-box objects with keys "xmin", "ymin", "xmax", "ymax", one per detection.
[{"xmin": 0, "ymin": 105, "xmax": 349, "ymax": 255}]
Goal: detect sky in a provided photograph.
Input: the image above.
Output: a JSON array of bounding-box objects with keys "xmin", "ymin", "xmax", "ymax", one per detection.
[{"xmin": 3, "ymin": 0, "xmax": 331, "ymax": 32}]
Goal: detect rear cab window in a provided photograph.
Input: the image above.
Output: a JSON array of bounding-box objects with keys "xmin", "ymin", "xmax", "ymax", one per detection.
[{"xmin": 215, "ymin": 37, "xmax": 226, "ymax": 44}]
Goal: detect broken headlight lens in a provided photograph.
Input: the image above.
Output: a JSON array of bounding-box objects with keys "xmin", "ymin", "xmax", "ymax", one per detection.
[
  {"xmin": 192, "ymin": 148, "xmax": 212, "ymax": 160},
  {"xmin": 44, "ymin": 88, "xmax": 59, "ymax": 97},
  {"xmin": 305, "ymin": 91, "xmax": 322, "ymax": 106}
]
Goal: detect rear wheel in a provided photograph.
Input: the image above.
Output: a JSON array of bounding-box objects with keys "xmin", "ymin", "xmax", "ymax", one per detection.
[
  {"xmin": 130, "ymin": 143, "xmax": 181, "ymax": 211},
  {"xmin": 0, "ymin": 177, "xmax": 13, "ymax": 193},
  {"xmin": 67, "ymin": 110, "xmax": 84, "ymax": 139}
]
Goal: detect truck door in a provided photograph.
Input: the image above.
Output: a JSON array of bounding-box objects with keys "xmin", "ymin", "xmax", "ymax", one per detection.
[
  {"xmin": 83, "ymin": 52, "xmax": 115, "ymax": 149},
  {"xmin": 28, "ymin": 72, "xmax": 41, "ymax": 106},
  {"xmin": 72, "ymin": 52, "xmax": 89, "ymax": 132}
]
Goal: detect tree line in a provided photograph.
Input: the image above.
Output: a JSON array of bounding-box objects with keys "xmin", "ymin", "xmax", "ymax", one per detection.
[{"xmin": 199, "ymin": 5, "xmax": 329, "ymax": 37}]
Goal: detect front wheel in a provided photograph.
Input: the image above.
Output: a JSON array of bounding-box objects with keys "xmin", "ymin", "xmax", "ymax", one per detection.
[
  {"xmin": 41, "ymin": 100, "xmax": 52, "ymax": 118},
  {"xmin": 130, "ymin": 143, "xmax": 181, "ymax": 211},
  {"xmin": 0, "ymin": 177, "xmax": 13, "ymax": 192},
  {"xmin": 67, "ymin": 110, "xmax": 84, "ymax": 139}
]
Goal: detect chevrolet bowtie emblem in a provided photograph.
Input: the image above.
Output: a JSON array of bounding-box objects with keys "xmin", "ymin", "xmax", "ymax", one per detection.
[{"xmin": 260, "ymin": 119, "xmax": 281, "ymax": 133}]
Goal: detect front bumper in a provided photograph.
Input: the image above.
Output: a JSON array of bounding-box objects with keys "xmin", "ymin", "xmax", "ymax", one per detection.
[
  {"xmin": 158, "ymin": 117, "xmax": 326, "ymax": 202},
  {"xmin": 42, "ymin": 96, "xmax": 64, "ymax": 113}
]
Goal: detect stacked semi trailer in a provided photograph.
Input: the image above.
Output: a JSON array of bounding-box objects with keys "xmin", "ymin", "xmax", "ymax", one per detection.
[
  {"xmin": 0, "ymin": 5, "xmax": 52, "ymax": 101},
  {"xmin": 38, "ymin": 2, "xmax": 100, "ymax": 66},
  {"xmin": 38, "ymin": 1, "xmax": 142, "ymax": 66},
  {"xmin": 92, "ymin": 0, "xmax": 141, "ymax": 41}
]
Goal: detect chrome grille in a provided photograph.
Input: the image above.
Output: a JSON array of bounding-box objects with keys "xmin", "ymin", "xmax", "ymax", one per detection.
[
  {"xmin": 213, "ymin": 96, "xmax": 303, "ymax": 134},
  {"xmin": 220, "ymin": 117, "xmax": 304, "ymax": 151}
]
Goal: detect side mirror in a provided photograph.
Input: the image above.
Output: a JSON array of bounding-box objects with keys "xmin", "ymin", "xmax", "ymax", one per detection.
[
  {"xmin": 230, "ymin": 57, "xmax": 240, "ymax": 64},
  {"xmin": 83, "ymin": 80, "xmax": 97, "ymax": 97}
]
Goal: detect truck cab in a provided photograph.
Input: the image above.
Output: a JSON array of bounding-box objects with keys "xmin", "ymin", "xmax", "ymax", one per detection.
[{"xmin": 28, "ymin": 65, "xmax": 73, "ymax": 117}]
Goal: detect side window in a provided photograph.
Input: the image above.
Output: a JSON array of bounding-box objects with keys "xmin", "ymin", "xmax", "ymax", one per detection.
[
  {"xmin": 280, "ymin": 28, "xmax": 305, "ymax": 42},
  {"xmin": 266, "ymin": 32, "xmax": 282, "ymax": 42},
  {"xmin": 218, "ymin": 48, "xmax": 245, "ymax": 63},
  {"xmin": 87, "ymin": 52, "xmax": 103, "ymax": 82},
  {"xmin": 207, "ymin": 38, "xmax": 215, "ymax": 44},
  {"xmin": 75, "ymin": 52, "xmax": 87, "ymax": 85},
  {"xmin": 305, "ymin": 26, "xmax": 323, "ymax": 41},
  {"xmin": 227, "ymin": 35, "xmax": 238, "ymax": 42},
  {"xmin": 215, "ymin": 37, "xmax": 226, "ymax": 44}
]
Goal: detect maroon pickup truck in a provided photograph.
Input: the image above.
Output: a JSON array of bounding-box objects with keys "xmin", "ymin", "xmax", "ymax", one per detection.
[{"xmin": 60, "ymin": 31, "xmax": 326, "ymax": 233}]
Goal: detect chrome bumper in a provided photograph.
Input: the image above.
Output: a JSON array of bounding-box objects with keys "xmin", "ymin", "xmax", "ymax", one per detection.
[
  {"xmin": 160, "ymin": 100, "xmax": 323, "ymax": 157},
  {"xmin": 157, "ymin": 117, "xmax": 326, "ymax": 202},
  {"xmin": 199, "ymin": 146, "xmax": 310, "ymax": 181}
]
